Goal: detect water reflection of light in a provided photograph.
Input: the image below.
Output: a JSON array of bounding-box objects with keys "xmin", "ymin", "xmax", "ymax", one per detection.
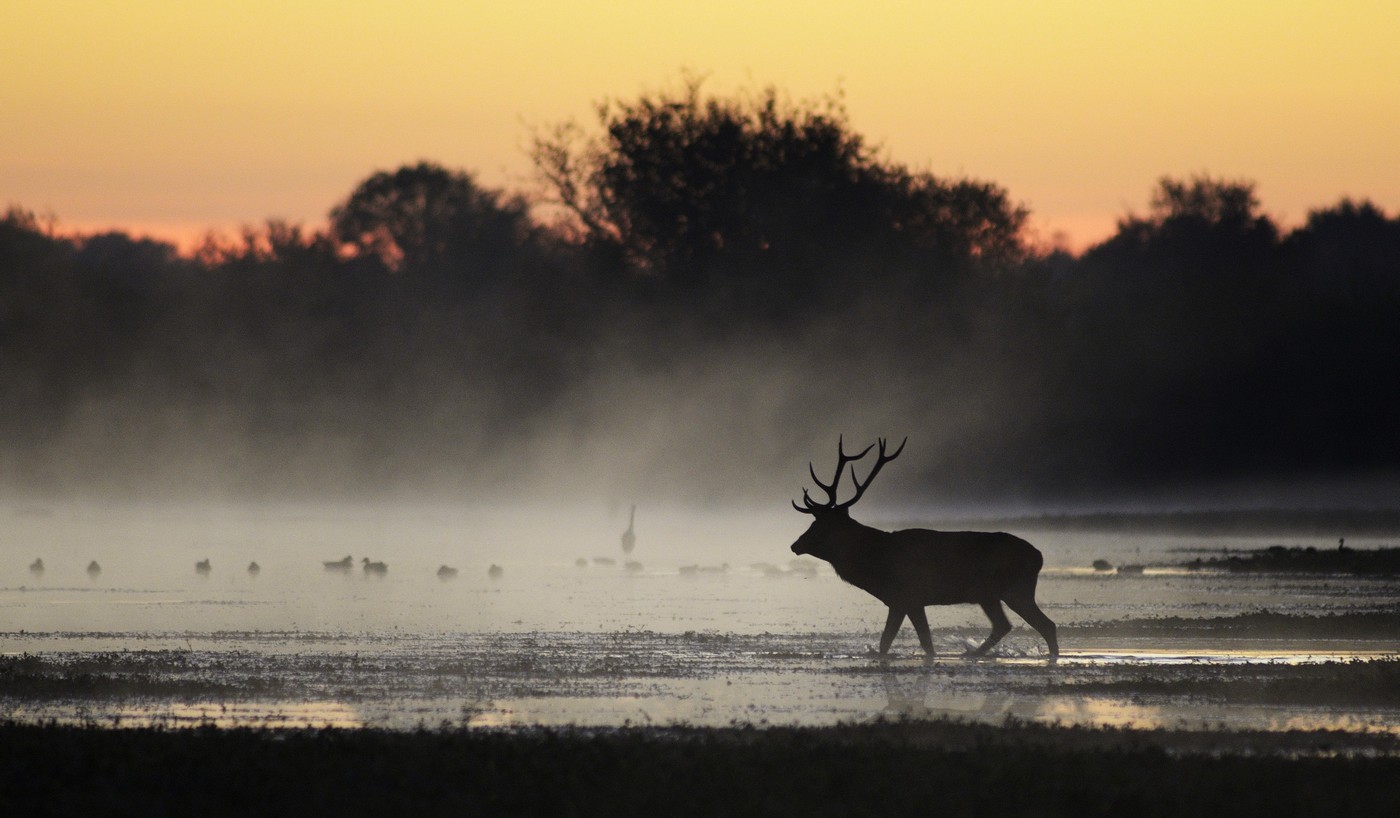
[
  {"xmin": 1035, "ymin": 698, "xmax": 1400, "ymax": 736},
  {"xmin": 1057, "ymin": 649, "xmax": 1400, "ymax": 666},
  {"xmin": 465, "ymin": 708, "xmax": 517, "ymax": 728},
  {"xmin": 1036, "ymin": 698, "xmax": 1166, "ymax": 729},
  {"xmin": 1043, "ymin": 567, "xmax": 1214, "ymax": 578}
]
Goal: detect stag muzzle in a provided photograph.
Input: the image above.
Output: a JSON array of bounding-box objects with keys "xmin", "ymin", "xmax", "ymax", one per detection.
[{"xmin": 790, "ymin": 527, "xmax": 816, "ymax": 555}]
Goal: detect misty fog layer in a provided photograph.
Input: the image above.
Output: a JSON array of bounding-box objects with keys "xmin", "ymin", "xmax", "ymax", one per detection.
[{"xmin": 2, "ymin": 84, "xmax": 1398, "ymax": 510}]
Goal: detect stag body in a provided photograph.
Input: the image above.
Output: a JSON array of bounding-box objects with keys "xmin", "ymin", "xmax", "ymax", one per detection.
[{"xmin": 792, "ymin": 438, "xmax": 1058, "ymax": 660}]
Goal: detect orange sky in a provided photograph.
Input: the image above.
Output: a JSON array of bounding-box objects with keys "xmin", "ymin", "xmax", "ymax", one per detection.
[{"xmin": 4, "ymin": 1, "xmax": 1398, "ymax": 252}]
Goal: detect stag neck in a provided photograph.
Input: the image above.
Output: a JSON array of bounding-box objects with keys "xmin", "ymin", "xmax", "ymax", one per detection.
[
  {"xmin": 821, "ymin": 509, "xmax": 883, "ymax": 540},
  {"xmin": 819, "ymin": 517, "xmax": 892, "ymax": 580}
]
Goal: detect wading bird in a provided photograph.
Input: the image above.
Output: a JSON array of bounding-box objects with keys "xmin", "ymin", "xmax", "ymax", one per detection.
[
  {"xmin": 791, "ymin": 437, "xmax": 1058, "ymax": 661},
  {"xmin": 621, "ymin": 505, "xmax": 636, "ymax": 554}
]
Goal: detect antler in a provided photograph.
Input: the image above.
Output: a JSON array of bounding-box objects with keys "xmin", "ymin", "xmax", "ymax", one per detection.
[
  {"xmin": 838, "ymin": 436, "xmax": 906, "ymax": 509},
  {"xmin": 793, "ymin": 436, "xmax": 906, "ymax": 514}
]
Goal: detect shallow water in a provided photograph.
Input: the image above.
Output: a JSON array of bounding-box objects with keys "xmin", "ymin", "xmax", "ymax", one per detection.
[{"xmin": 2, "ymin": 502, "xmax": 1397, "ymax": 734}]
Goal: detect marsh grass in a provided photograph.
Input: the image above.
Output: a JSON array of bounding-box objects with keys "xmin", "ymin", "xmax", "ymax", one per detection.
[
  {"xmin": 1069, "ymin": 610, "xmax": 1400, "ymax": 639},
  {"xmin": 0, "ymin": 720, "xmax": 1397, "ymax": 817},
  {"xmin": 0, "ymin": 652, "xmax": 279, "ymax": 700},
  {"xmin": 1181, "ymin": 546, "xmax": 1400, "ymax": 575}
]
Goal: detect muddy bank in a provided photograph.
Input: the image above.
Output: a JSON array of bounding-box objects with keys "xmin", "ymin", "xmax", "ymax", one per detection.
[
  {"xmin": 1, "ymin": 720, "xmax": 1398, "ymax": 817},
  {"xmin": 10, "ymin": 648, "xmax": 1391, "ymax": 709},
  {"xmin": 3, "ymin": 628, "xmax": 1398, "ymax": 735}
]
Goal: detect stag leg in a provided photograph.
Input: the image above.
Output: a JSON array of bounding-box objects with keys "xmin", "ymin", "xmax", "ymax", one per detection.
[
  {"xmin": 907, "ymin": 607, "xmax": 935, "ymax": 655},
  {"xmin": 966, "ymin": 600, "xmax": 1012, "ymax": 657},
  {"xmin": 1004, "ymin": 593, "xmax": 1059, "ymax": 660},
  {"xmin": 878, "ymin": 608, "xmax": 906, "ymax": 654}
]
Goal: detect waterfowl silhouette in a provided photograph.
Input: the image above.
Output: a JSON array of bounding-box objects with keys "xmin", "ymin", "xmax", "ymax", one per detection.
[{"xmin": 323, "ymin": 555, "xmax": 353, "ymax": 572}]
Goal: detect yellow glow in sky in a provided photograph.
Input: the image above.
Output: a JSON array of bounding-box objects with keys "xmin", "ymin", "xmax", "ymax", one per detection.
[{"xmin": 4, "ymin": 1, "xmax": 1398, "ymax": 250}]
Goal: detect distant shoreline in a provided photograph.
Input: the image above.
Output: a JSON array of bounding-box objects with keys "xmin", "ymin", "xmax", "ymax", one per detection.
[{"xmin": 906, "ymin": 508, "xmax": 1400, "ymax": 537}]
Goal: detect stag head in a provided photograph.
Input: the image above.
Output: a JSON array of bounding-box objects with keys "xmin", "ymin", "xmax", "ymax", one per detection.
[{"xmin": 790, "ymin": 436, "xmax": 905, "ymax": 558}]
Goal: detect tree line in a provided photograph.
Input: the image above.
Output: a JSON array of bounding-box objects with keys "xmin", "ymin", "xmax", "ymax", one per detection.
[{"xmin": 2, "ymin": 81, "xmax": 1398, "ymax": 504}]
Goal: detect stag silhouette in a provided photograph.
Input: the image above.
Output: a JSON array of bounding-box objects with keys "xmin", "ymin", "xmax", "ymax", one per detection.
[{"xmin": 791, "ymin": 437, "xmax": 1058, "ymax": 661}]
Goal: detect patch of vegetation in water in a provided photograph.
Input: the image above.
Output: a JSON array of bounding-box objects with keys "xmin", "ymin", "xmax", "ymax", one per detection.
[
  {"xmin": 0, "ymin": 720, "xmax": 1397, "ymax": 817},
  {"xmin": 1182, "ymin": 545, "xmax": 1400, "ymax": 575},
  {"xmin": 1071, "ymin": 610, "xmax": 1400, "ymax": 639},
  {"xmin": 923, "ymin": 509, "xmax": 1400, "ymax": 536},
  {"xmin": 1029, "ymin": 659, "xmax": 1400, "ymax": 707}
]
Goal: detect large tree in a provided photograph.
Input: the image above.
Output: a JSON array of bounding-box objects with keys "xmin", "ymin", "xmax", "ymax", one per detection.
[
  {"xmin": 330, "ymin": 162, "xmax": 536, "ymax": 293},
  {"xmin": 532, "ymin": 79, "xmax": 1027, "ymax": 315},
  {"xmin": 1084, "ymin": 175, "xmax": 1280, "ymax": 280}
]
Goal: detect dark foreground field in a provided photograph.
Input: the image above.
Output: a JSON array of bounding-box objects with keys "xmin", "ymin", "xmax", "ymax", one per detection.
[{"xmin": 2, "ymin": 720, "xmax": 1398, "ymax": 817}]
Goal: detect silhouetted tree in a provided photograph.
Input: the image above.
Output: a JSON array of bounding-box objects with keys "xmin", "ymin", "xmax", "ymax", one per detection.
[
  {"xmin": 6, "ymin": 105, "xmax": 1400, "ymax": 504},
  {"xmin": 532, "ymin": 78, "xmax": 1027, "ymax": 320},
  {"xmin": 0, "ymin": 207, "xmax": 68, "ymax": 276},
  {"xmin": 0, "ymin": 208, "xmax": 77, "ymax": 446},
  {"xmin": 1084, "ymin": 175, "xmax": 1280, "ymax": 280},
  {"xmin": 330, "ymin": 162, "xmax": 536, "ymax": 297},
  {"xmin": 1287, "ymin": 198, "xmax": 1400, "ymax": 303}
]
